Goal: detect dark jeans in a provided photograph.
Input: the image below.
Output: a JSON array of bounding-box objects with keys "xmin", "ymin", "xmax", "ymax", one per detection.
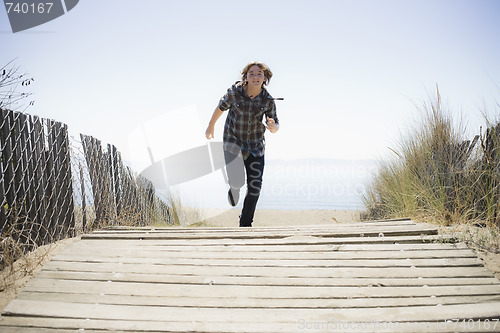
[{"xmin": 224, "ymin": 151, "xmax": 265, "ymax": 227}]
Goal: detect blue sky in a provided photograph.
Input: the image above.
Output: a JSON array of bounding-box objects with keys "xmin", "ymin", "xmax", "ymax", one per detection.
[{"xmin": 1, "ymin": 0, "xmax": 499, "ymax": 168}]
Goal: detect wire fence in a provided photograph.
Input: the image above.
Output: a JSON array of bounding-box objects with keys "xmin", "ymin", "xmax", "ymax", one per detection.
[
  {"xmin": 75, "ymin": 134, "xmax": 171, "ymax": 231},
  {"xmin": 0, "ymin": 108, "xmax": 172, "ymax": 268}
]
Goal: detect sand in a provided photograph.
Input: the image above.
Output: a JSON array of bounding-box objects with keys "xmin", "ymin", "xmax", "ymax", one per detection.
[{"xmin": 198, "ymin": 208, "xmax": 361, "ymax": 227}]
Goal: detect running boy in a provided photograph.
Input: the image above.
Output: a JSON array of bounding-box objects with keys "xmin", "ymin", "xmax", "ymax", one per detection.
[{"xmin": 205, "ymin": 61, "xmax": 279, "ymax": 227}]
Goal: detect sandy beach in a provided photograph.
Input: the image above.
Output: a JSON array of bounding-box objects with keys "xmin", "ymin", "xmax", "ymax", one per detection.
[{"xmin": 194, "ymin": 209, "xmax": 361, "ymax": 228}]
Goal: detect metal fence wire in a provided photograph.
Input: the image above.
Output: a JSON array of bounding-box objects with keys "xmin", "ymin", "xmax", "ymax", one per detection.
[{"xmin": 0, "ymin": 108, "xmax": 172, "ymax": 268}]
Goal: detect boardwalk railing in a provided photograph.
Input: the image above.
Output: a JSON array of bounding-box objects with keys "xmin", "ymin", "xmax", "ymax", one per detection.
[{"xmin": 0, "ymin": 108, "xmax": 172, "ymax": 267}]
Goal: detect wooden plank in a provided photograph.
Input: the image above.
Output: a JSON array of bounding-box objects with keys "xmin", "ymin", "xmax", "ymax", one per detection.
[
  {"xmin": 20, "ymin": 279, "xmax": 500, "ymax": 299},
  {"xmin": 34, "ymin": 270, "xmax": 500, "ymax": 287},
  {"xmin": 1, "ymin": 316, "xmax": 500, "ymax": 333},
  {"xmin": 87, "ymin": 223, "xmax": 435, "ymax": 233},
  {"xmin": 52, "ymin": 248, "xmax": 479, "ymax": 260},
  {"xmin": 15, "ymin": 290, "xmax": 500, "ymax": 309},
  {"xmin": 49, "ymin": 255, "xmax": 483, "ymax": 268},
  {"xmin": 92, "ymin": 220, "xmax": 422, "ymax": 233},
  {"xmin": 65, "ymin": 240, "xmax": 470, "ymax": 251},
  {"xmin": 4, "ymin": 299, "xmax": 500, "ymax": 324},
  {"xmin": 82, "ymin": 225, "xmax": 438, "ymax": 240},
  {"xmin": 339, "ymin": 242, "xmax": 468, "ymax": 251},
  {"xmin": 99, "ymin": 218, "xmax": 416, "ymax": 229},
  {"xmin": 2, "ymin": 317, "xmax": 500, "ymax": 333},
  {"xmin": 80, "ymin": 234, "xmax": 448, "ymax": 245},
  {"xmin": 40, "ymin": 260, "xmax": 496, "ymax": 278}
]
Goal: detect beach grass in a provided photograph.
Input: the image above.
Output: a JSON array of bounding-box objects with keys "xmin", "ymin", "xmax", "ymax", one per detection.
[{"xmin": 363, "ymin": 88, "xmax": 500, "ymax": 252}]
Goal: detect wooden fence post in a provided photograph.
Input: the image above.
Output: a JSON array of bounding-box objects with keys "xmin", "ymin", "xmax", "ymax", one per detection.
[
  {"xmin": 81, "ymin": 135, "xmax": 98, "ymax": 228},
  {"xmin": 0, "ymin": 108, "xmax": 10, "ymax": 234},
  {"xmin": 112, "ymin": 146, "xmax": 121, "ymax": 217},
  {"xmin": 25, "ymin": 115, "xmax": 37, "ymax": 246},
  {"xmin": 17, "ymin": 113, "xmax": 33, "ymax": 251},
  {"xmin": 31, "ymin": 116, "xmax": 48, "ymax": 245},
  {"xmin": 59, "ymin": 124, "xmax": 75, "ymax": 238},
  {"xmin": 104, "ymin": 144, "xmax": 116, "ymax": 223},
  {"xmin": 45, "ymin": 119, "xmax": 57, "ymax": 243},
  {"xmin": 79, "ymin": 162, "xmax": 87, "ymax": 232}
]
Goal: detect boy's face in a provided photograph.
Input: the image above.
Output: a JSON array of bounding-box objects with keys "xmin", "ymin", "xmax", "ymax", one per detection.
[{"xmin": 246, "ymin": 65, "xmax": 265, "ymax": 88}]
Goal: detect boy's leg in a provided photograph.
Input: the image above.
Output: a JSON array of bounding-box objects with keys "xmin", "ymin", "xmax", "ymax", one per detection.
[
  {"xmin": 239, "ymin": 155, "xmax": 265, "ymax": 227},
  {"xmin": 224, "ymin": 150, "xmax": 244, "ymax": 205}
]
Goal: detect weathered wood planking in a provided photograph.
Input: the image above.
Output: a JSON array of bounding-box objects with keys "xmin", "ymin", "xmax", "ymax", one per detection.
[
  {"xmin": 82, "ymin": 223, "xmax": 438, "ymax": 240},
  {"xmin": 81, "ymin": 234, "xmax": 450, "ymax": 245},
  {"xmin": 64, "ymin": 240, "xmax": 470, "ymax": 251},
  {"xmin": 1, "ymin": 219, "xmax": 500, "ymax": 332},
  {"xmin": 1, "ymin": 317, "xmax": 500, "ymax": 333},
  {"xmin": 34, "ymin": 270, "xmax": 500, "ymax": 287},
  {"xmin": 15, "ymin": 290, "xmax": 500, "ymax": 308},
  {"xmin": 38, "ymin": 260, "xmax": 497, "ymax": 278}
]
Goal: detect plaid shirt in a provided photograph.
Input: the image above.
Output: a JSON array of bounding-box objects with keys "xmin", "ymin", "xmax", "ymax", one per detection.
[{"xmin": 218, "ymin": 82, "xmax": 279, "ymax": 159}]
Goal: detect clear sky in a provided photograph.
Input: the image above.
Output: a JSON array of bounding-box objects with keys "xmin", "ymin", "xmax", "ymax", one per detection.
[{"xmin": 1, "ymin": 0, "xmax": 499, "ymax": 170}]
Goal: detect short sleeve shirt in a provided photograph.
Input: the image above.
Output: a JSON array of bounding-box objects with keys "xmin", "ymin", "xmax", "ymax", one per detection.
[{"xmin": 218, "ymin": 81, "xmax": 279, "ymax": 159}]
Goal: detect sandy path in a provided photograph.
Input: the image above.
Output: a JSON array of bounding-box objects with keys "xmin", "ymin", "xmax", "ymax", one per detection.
[{"xmin": 199, "ymin": 209, "xmax": 361, "ymax": 227}]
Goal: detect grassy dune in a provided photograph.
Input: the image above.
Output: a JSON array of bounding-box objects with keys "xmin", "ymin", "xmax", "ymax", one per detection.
[{"xmin": 363, "ymin": 89, "xmax": 499, "ymax": 252}]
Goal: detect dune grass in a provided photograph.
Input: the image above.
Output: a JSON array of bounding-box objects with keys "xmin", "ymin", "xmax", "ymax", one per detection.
[{"xmin": 363, "ymin": 88, "xmax": 500, "ymax": 252}]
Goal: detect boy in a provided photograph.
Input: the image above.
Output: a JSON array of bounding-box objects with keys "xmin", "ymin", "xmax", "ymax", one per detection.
[{"xmin": 205, "ymin": 62, "xmax": 279, "ymax": 227}]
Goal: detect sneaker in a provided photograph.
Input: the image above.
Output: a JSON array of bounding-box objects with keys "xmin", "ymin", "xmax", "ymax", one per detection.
[
  {"xmin": 228, "ymin": 187, "xmax": 239, "ymax": 207},
  {"xmin": 239, "ymin": 215, "xmax": 252, "ymax": 227}
]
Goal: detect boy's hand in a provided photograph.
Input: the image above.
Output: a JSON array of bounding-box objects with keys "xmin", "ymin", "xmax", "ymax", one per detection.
[
  {"xmin": 266, "ymin": 116, "xmax": 278, "ymax": 133},
  {"xmin": 205, "ymin": 126, "xmax": 215, "ymax": 139}
]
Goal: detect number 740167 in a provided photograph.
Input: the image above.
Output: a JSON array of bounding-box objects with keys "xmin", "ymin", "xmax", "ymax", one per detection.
[
  {"xmin": 5, "ymin": 2, "xmax": 53, "ymax": 14},
  {"xmin": 444, "ymin": 319, "xmax": 499, "ymax": 330}
]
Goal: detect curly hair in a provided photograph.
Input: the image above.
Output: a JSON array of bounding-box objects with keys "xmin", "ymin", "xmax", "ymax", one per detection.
[{"xmin": 241, "ymin": 62, "xmax": 273, "ymax": 86}]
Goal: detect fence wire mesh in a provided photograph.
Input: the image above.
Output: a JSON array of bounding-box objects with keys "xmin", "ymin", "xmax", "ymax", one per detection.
[
  {"xmin": 73, "ymin": 134, "xmax": 171, "ymax": 231},
  {"xmin": 1, "ymin": 108, "xmax": 172, "ymax": 268}
]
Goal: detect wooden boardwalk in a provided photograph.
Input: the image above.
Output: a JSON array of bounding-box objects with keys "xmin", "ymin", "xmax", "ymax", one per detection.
[{"xmin": 1, "ymin": 219, "xmax": 500, "ymax": 332}]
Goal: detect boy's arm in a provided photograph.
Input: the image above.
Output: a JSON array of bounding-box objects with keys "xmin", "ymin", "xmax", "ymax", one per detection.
[
  {"xmin": 266, "ymin": 116, "xmax": 279, "ymax": 133},
  {"xmin": 265, "ymin": 101, "xmax": 279, "ymax": 133},
  {"xmin": 205, "ymin": 107, "xmax": 224, "ymax": 139}
]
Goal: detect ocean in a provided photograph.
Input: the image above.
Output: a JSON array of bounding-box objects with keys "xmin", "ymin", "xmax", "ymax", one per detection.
[{"xmin": 171, "ymin": 158, "xmax": 379, "ymax": 211}]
